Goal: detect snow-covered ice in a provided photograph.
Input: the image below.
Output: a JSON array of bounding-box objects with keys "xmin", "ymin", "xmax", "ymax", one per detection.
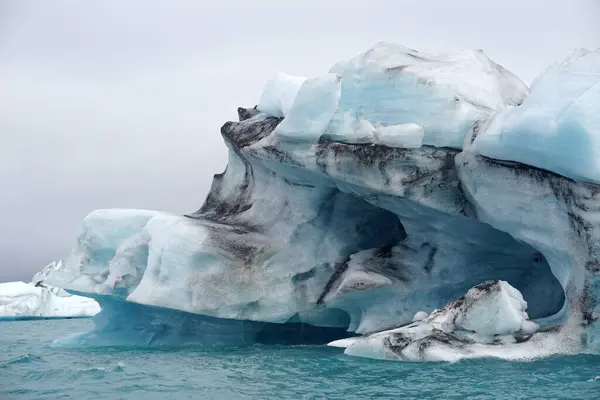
[
  {"xmin": 0, "ymin": 262, "xmax": 99, "ymax": 319},
  {"xmin": 453, "ymin": 280, "xmax": 536, "ymax": 336},
  {"xmin": 412, "ymin": 311, "xmax": 429, "ymax": 322}
]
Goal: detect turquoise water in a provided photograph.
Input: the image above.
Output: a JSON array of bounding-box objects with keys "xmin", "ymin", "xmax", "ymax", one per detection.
[{"xmin": 1, "ymin": 319, "xmax": 600, "ymax": 399}]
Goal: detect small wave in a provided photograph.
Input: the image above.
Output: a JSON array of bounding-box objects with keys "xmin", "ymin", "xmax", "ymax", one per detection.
[
  {"xmin": 73, "ymin": 362, "xmax": 126, "ymax": 378},
  {"xmin": 2, "ymin": 354, "xmax": 44, "ymax": 367},
  {"xmin": 114, "ymin": 361, "xmax": 126, "ymax": 372},
  {"xmin": 72, "ymin": 367, "xmax": 108, "ymax": 379}
]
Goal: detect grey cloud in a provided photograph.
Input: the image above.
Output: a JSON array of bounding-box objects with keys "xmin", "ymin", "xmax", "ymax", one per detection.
[{"xmin": 0, "ymin": 0, "xmax": 597, "ymax": 281}]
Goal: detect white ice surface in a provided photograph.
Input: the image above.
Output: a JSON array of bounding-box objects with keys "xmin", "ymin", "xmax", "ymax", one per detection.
[
  {"xmin": 0, "ymin": 281, "xmax": 99, "ymax": 319},
  {"xmin": 31, "ymin": 261, "xmax": 63, "ymax": 285},
  {"xmin": 342, "ymin": 328, "xmax": 580, "ymax": 362},
  {"xmin": 257, "ymin": 72, "xmax": 307, "ymax": 118},
  {"xmin": 454, "ymin": 280, "xmax": 534, "ymax": 335},
  {"xmin": 327, "ymin": 337, "xmax": 362, "ymax": 348},
  {"xmin": 472, "ymin": 48, "xmax": 600, "ymax": 183},
  {"xmin": 256, "ymin": 42, "xmax": 527, "ymax": 148},
  {"xmin": 373, "ymin": 122, "xmax": 425, "ymax": 149},
  {"xmin": 263, "ymin": 73, "xmax": 341, "ymax": 144},
  {"xmin": 412, "ymin": 311, "xmax": 428, "ymax": 322},
  {"xmin": 329, "ymin": 281, "xmax": 557, "ymax": 362}
]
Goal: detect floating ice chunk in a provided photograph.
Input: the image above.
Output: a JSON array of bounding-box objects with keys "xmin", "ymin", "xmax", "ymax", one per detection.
[
  {"xmin": 0, "ymin": 281, "xmax": 99, "ymax": 319},
  {"xmin": 337, "ymin": 280, "xmax": 545, "ymax": 362},
  {"xmin": 1, "ymin": 260, "xmax": 99, "ymax": 319},
  {"xmin": 257, "ymin": 72, "xmax": 307, "ymax": 118},
  {"xmin": 268, "ymin": 73, "xmax": 341, "ymax": 143},
  {"xmin": 412, "ymin": 311, "xmax": 429, "ymax": 322},
  {"xmin": 454, "ymin": 280, "xmax": 530, "ymax": 335},
  {"xmin": 472, "ymin": 48, "xmax": 600, "ymax": 183}
]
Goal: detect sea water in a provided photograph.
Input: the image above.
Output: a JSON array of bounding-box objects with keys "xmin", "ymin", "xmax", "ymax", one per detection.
[{"xmin": 1, "ymin": 319, "xmax": 599, "ymax": 399}]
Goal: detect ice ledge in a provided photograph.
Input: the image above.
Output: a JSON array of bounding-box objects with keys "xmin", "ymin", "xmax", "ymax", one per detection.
[
  {"xmin": 469, "ymin": 48, "xmax": 600, "ymax": 184},
  {"xmin": 329, "ymin": 280, "xmax": 581, "ymax": 362}
]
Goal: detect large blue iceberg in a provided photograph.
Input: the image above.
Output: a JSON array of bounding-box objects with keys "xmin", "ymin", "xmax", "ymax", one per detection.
[{"xmin": 48, "ymin": 43, "xmax": 600, "ymax": 361}]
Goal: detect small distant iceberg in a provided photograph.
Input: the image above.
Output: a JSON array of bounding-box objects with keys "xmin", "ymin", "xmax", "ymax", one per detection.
[{"xmin": 0, "ymin": 261, "xmax": 100, "ymax": 320}]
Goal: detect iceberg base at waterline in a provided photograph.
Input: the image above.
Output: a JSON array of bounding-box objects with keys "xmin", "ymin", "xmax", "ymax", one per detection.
[{"xmin": 53, "ymin": 293, "xmax": 352, "ymax": 348}]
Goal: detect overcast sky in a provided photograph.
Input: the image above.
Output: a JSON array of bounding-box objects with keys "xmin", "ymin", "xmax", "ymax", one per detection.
[{"xmin": 0, "ymin": 0, "xmax": 598, "ymax": 282}]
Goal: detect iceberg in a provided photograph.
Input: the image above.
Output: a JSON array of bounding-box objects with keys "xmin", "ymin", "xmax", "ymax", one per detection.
[
  {"xmin": 0, "ymin": 261, "xmax": 100, "ymax": 320},
  {"xmin": 46, "ymin": 42, "xmax": 600, "ymax": 361}
]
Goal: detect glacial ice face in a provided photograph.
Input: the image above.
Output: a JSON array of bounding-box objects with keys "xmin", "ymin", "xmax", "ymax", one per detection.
[
  {"xmin": 53, "ymin": 193, "xmax": 403, "ymax": 325},
  {"xmin": 49, "ymin": 121, "xmax": 564, "ymax": 336},
  {"xmin": 323, "ymin": 42, "xmax": 526, "ymax": 147},
  {"xmin": 257, "ymin": 42, "xmax": 528, "ymax": 149},
  {"xmin": 0, "ymin": 261, "xmax": 99, "ymax": 320},
  {"xmin": 472, "ymin": 49, "xmax": 600, "ymax": 183},
  {"xmin": 47, "ymin": 42, "xmax": 600, "ymax": 360}
]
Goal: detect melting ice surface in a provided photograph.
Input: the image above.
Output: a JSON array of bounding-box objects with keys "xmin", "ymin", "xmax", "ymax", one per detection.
[{"xmin": 46, "ymin": 42, "xmax": 600, "ymax": 362}]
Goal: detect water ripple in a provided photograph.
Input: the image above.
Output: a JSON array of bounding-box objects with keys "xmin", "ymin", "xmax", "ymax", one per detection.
[
  {"xmin": 2, "ymin": 353, "xmax": 44, "ymax": 367},
  {"xmin": 1, "ymin": 319, "xmax": 600, "ymax": 399}
]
